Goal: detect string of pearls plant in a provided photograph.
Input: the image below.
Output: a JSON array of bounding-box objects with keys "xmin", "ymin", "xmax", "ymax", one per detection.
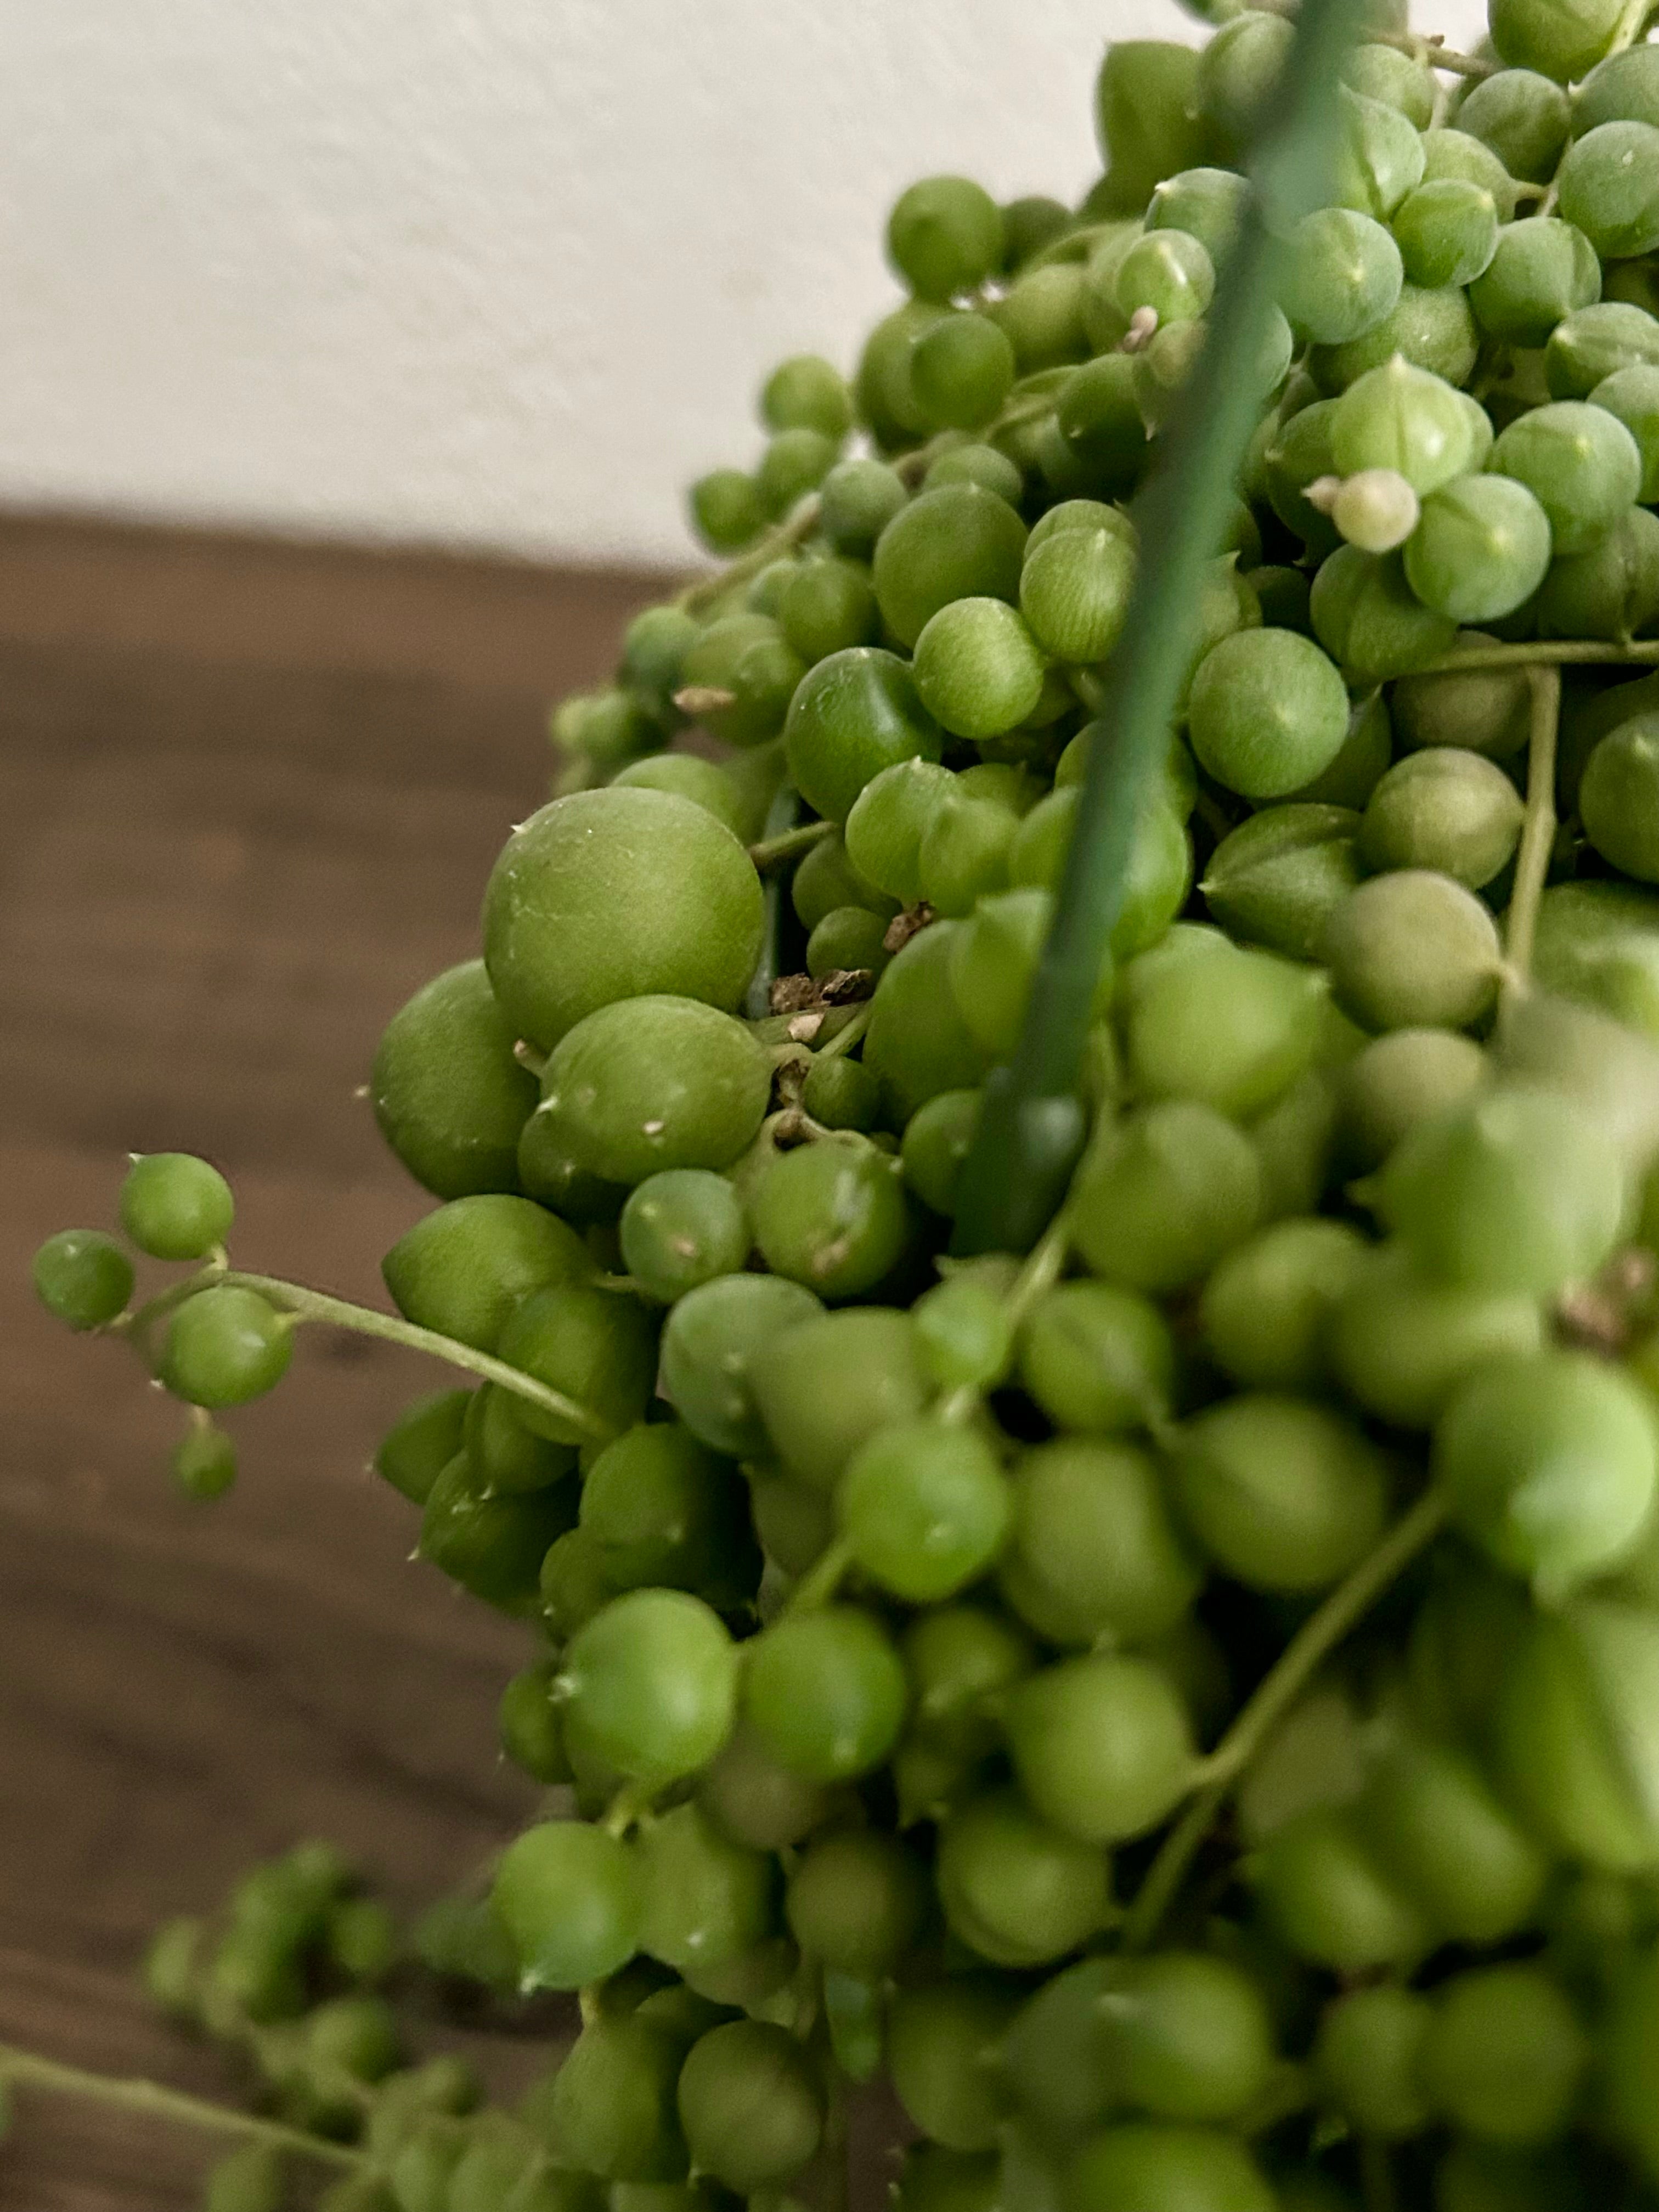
[{"xmin": 18, "ymin": 0, "xmax": 1659, "ymax": 2204}]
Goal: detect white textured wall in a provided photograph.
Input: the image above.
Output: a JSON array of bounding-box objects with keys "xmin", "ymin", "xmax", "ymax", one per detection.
[{"xmin": 0, "ymin": 1, "xmax": 1487, "ymax": 568}]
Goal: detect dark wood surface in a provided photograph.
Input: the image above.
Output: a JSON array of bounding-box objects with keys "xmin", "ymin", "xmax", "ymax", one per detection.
[{"xmin": 0, "ymin": 515, "xmax": 666, "ymax": 2206}]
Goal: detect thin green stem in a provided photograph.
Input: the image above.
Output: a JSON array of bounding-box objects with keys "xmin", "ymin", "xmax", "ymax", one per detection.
[
  {"xmin": 812, "ymin": 1003, "xmax": 873, "ymax": 1062},
  {"xmin": 1609, "ymin": 0, "xmax": 1657, "ymax": 53},
  {"xmin": 1419, "ymin": 639, "xmax": 1659, "ymax": 674},
  {"xmin": 1068, "ymin": 666, "xmax": 1107, "ymax": 715},
  {"xmin": 679, "ymin": 500, "xmax": 823, "ymax": 615},
  {"xmin": 675, "ymin": 391, "xmax": 1062, "ymax": 620},
  {"xmin": 0, "ymin": 2044, "xmax": 362, "ymax": 2170},
  {"xmin": 111, "ymin": 1268, "xmax": 220, "ymax": 1367},
  {"xmin": 785, "ymin": 1535, "xmax": 855, "ymax": 1615},
  {"xmin": 935, "ymin": 1215, "xmax": 1071, "ymax": 1426},
  {"xmin": 749, "ymin": 819, "xmax": 834, "ymax": 871},
  {"xmin": 747, "ymin": 781, "xmax": 800, "ymax": 1022},
  {"xmin": 1503, "ymin": 664, "xmax": 1562, "ymax": 986},
  {"xmin": 245, "ymin": 2025, "xmax": 373, "ymax": 2112},
  {"xmin": 1002, "ymin": 1214, "xmax": 1071, "ymax": 1335},
  {"xmin": 755, "ymin": 1003, "xmax": 869, "ymax": 1059},
  {"xmin": 952, "ymin": 0, "xmax": 1372, "ymax": 1257},
  {"xmin": 959, "ymin": 391, "xmax": 1058, "ymax": 449},
  {"xmin": 218, "ymin": 1272, "xmax": 614, "ymax": 1443},
  {"xmin": 1368, "ymin": 27, "xmax": 1496, "ymax": 74},
  {"xmin": 1122, "ymin": 1489, "xmax": 1449, "ymax": 1953},
  {"xmin": 603, "ymin": 1780, "xmax": 658, "ymax": 1839}
]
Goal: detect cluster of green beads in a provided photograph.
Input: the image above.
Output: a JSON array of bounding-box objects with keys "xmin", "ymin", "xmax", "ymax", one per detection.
[
  {"xmin": 31, "ymin": 0, "xmax": 1659, "ymax": 2208},
  {"xmin": 354, "ymin": 0, "xmax": 1659, "ymax": 2191},
  {"xmin": 32, "ymin": 1150, "xmax": 291, "ymax": 1495},
  {"xmin": 140, "ymin": 1844, "xmax": 603, "ymax": 2212}
]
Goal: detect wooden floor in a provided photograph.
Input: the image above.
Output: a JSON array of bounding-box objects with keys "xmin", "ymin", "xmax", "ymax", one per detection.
[{"xmin": 0, "ymin": 514, "xmax": 665, "ymax": 2206}]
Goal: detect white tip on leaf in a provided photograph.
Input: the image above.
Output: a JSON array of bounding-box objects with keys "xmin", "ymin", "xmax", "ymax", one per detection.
[{"xmin": 1331, "ymin": 467, "xmax": 1421, "ymax": 555}]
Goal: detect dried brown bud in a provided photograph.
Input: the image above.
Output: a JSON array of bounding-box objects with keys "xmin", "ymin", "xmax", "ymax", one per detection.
[{"xmin": 883, "ymin": 904, "xmax": 935, "ymax": 954}]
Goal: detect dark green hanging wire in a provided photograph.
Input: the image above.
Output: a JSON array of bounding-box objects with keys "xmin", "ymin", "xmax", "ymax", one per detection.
[{"xmin": 952, "ymin": 0, "xmax": 1373, "ymax": 1257}]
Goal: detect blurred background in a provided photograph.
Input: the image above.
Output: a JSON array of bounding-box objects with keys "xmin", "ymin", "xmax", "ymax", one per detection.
[
  {"xmin": 0, "ymin": 5, "xmax": 1489, "ymax": 2207},
  {"xmin": 3, "ymin": 0, "xmax": 1487, "ymax": 567}
]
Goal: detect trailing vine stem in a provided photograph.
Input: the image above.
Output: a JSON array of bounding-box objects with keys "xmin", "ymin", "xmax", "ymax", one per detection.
[
  {"xmin": 935, "ymin": 1213, "xmax": 1071, "ymax": 1429},
  {"xmin": 783, "ymin": 1213, "xmax": 1074, "ymax": 1612},
  {"xmin": 783, "ymin": 1535, "xmax": 857, "ymax": 1616},
  {"xmin": 1121, "ymin": 1489, "xmax": 1451, "ymax": 1954},
  {"xmin": 675, "ymin": 392, "xmax": 1058, "ymax": 620},
  {"xmin": 1609, "ymin": 0, "xmax": 1659, "ymax": 55},
  {"xmin": 996, "ymin": 1212, "xmax": 1073, "ymax": 1339},
  {"xmin": 1419, "ymin": 637, "xmax": 1659, "ymax": 674},
  {"xmin": 0, "ymin": 2045, "xmax": 363, "ymax": 2171},
  {"xmin": 113, "ymin": 1265, "xmax": 614, "ymax": 1444},
  {"xmin": 746, "ymin": 778, "xmax": 802, "ymax": 1019},
  {"xmin": 749, "ymin": 819, "xmax": 834, "ymax": 870},
  {"xmin": 1325, "ymin": 0, "xmax": 1654, "ymax": 66},
  {"xmin": 602, "ymin": 1779, "xmax": 659, "ymax": 1840},
  {"xmin": 1370, "ymin": 29, "xmax": 1496, "ymax": 73},
  {"xmin": 223, "ymin": 1271, "xmax": 617, "ymax": 1444},
  {"xmin": 813, "ymin": 1003, "xmax": 873, "ymax": 1062},
  {"xmin": 680, "ymin": 498, "xmax": 823, "ymax": 618},
  {"xmin": 1503, "ymin": 664, "xmax": 1562, "ymax": 988}
]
